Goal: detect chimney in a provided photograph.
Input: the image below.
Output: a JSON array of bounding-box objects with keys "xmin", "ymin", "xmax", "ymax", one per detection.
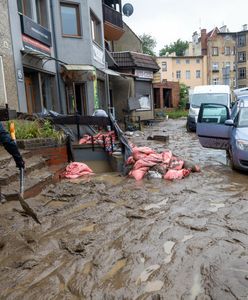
[
  {"xmin": 201, "ymin": 29, "xmax": 207, "ymax": 56},
  {"xmin": 243, "ymin": 24, "xmax": 248, "ymax": 31}
]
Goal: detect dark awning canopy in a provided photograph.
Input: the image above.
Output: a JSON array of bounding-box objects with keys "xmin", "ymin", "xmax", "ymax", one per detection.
[{"xmin": 21, "ymin": 49, "xmax": 67, "ymax": 67}]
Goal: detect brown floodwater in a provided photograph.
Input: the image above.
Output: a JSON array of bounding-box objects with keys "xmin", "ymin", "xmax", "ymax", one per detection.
[{"xmin": 0, "ymin": 118, "xmax": 248, "ymax": 300}]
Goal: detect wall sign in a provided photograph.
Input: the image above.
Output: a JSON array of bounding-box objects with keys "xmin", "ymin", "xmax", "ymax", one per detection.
[
  {"xmin": 93, "ymin": 44, "xmax": 104, "ymax": 65},
  {"xmin": 20, "ymin": 14, "xmax": 52, "ymax": 47},
  {"xmin": 22, "ymin": 35, "xmax": 51, "ymax": 55},
  {"xmin": 135, "ymin": 69, "xmax": 153, "ymax": 79}
]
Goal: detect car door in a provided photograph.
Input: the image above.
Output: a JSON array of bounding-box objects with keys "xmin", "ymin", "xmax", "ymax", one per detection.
[{"xmin": 196, "ymin": 103, "xmax": 232, "ymax": 150}]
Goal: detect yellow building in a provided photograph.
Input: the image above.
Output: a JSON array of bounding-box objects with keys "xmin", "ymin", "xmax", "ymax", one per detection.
[
  {"xmin": 237, "ymin": 27, "xmax": 248, "ymax": 88},
  {"xmin": 155, "ymin": 54, "xmax": 207, "ymax": 89},
  {"xmin": 207, "ymin": 28, "xmax": 236, "ymax": 88}
]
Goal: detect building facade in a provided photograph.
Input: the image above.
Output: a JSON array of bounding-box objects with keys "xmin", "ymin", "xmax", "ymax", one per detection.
[
  {"xmin": 156, "ymin": 55, "xmax": 207, "ymax": 90},
  {"xmin": 207, "ymin": 28, "xmax": 236, "ymax": 88},
  {"xmin": 0, "ymin": 0, "xmax": 18, "ymax": 110},
  {"xmin": 236, "ymin": 27, "xmax": 248, "ymax": 88},
  {"xmin": 7, "ymin": 0, "xmax": 111, "ymax": 115}
]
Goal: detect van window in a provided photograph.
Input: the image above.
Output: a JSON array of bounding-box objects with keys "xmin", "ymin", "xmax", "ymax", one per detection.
[{"xmin": 191, "ymin": 93, "xmax": 229, "ymax": 108}]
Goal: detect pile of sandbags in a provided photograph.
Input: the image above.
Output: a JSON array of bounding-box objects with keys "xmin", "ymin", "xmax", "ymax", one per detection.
[
  {"xmin": 126, "ymin": 146, "xmax": 200, "ymax": 181},
  {"xmin": 62, "ymin": 162, "xmax": 94, "ymax": 179},
  {"xmin": 79, "ymin": 131, "xmax": 116, "ymax": 151}
]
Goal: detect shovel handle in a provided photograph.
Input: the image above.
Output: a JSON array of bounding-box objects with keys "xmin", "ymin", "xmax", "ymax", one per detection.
[{"xmin": 20, "ymin": 168, "xmax": 24, "ymax": 198}]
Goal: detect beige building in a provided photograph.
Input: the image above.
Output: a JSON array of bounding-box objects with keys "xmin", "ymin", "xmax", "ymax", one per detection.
[
  {"xmin": 206, "ymin": 27, "xmax": 236, "ymax": 88},
  {"xmin": 155, "ymin": 54, "xmax": 207, "ymax": 89},
  {"xmin": 236, "ymin": 26, "xmax": 248, "ymax": 88}
]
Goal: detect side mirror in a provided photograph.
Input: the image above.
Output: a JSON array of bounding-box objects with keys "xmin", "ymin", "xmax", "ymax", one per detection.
[
  {"xmin": 225, "ymin": 119, "xmax": 234, "ymax": 126},
  {"xmin": 185, "ymin": 102, "xmax": 190, "ymax": 109}
]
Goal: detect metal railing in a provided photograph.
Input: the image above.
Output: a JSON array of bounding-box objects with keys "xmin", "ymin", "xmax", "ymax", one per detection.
[{"xmin": 103, "ymin": 3, "xmax": 123, "ymax": 28}]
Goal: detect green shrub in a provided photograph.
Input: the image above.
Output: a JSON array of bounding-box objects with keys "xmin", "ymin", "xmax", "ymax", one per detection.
[
  {"xmin": 166, "ymin": 109, "xmax": 188, "ymax": 119},
  {"xmin": 7, "ymin": 119, "xmax": 64, "ymax": 141}
]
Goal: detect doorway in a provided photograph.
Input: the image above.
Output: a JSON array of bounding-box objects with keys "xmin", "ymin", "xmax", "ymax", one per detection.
[
  {"xmin": 163, "ymin": 88, "xmax": 172, "ymax": 108},
  {"xmin": 24, "ymin": 76, "xmax": 35, "ymax": 114},
  {"xmin": 74, "ymin": 83, "xmax": 87, "ymax": 115}
]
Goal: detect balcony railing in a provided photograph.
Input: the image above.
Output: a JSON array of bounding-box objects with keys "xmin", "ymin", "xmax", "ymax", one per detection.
[{"xmin": 103, "ymin": 3, "xmax": 123, "ymax": 29}]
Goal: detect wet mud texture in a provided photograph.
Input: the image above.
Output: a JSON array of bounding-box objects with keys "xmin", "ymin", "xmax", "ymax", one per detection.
[{"xmin": 1, "ymin": 119, "xmax": 248, "ymax": 300}]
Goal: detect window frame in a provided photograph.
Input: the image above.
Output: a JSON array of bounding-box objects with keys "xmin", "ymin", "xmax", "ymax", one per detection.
[
  {"xmin": 161, "ymin": 62, "xmax": 167, "ymax": 72},
  {"xmin": 35, "ymin": 0, "xmax": 48, "ymax": 28},
  {"xmin": 176, "ymin": 70, "xmax": 181, "ymax": 79},
  {"xmin": 238, "ymin": 51, "xmax": 246, "ymax": 63},
  {"xmin": 60, "ymin": 1, "xmax": 82, "ymax": 38},
  {"xmin": 224, "ymin": 46, "xmax": 231, "ymax": 56},
  {"xmin": 238, "ymin": 67, "xmax": 246, "ymax": 80},
  {"xmin": 212, "ymin": 47, "xmax": 219, "ymax": 56},
  {"xmin": 196, "ymin": 70, "xmax": 201, "ymax": 79},
  {"xmin": 238, "ymin": 35, "xmax": 246, "ymax": 47},
  {"xmin": 90, "ymin": 11, "xmax": 103, "ymax": 48},
  {"xmin": 186, "ymin": 70, "xmax": 191, "ymax": 80}
]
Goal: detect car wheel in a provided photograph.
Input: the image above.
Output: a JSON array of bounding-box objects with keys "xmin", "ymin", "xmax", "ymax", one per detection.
[
  {"xmin": 227, "ymin": 147, "xmax": 236, "ymax": 170},
  {"xmin": 186, "ymin": 121, "xmax": 192, "ymax": 132}
]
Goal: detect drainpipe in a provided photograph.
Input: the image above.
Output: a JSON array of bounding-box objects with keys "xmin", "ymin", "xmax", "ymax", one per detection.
[{"xmin": 49, "ymin": 0, "xmax": 63, "ymax": 113}]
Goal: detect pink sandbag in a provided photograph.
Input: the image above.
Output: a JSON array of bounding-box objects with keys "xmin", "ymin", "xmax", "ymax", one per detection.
[
  {"xmin": 126, "ymin": 156, "xmax": 135, "ymax": 165},
  {"xmin": 162, "ymin": 150, "xmax": 172, "ymax": 164},
  {"xmin": 169, "ymin": 156, "xmax": 184, "ymax": 170},
  {"xmin": 129, "ymin": 167, "xmax": 149, "ymax": 181},
  {"xmin": 133, "ymin": 158, "xmax": 157, "ymax": 170},
  {"xmin": 63, "ymin": 162, "xmax": 93, "ymax": 179},
  {"xmin": 164, "ymin": 169, "xmax": 190, "ymax": 181}
]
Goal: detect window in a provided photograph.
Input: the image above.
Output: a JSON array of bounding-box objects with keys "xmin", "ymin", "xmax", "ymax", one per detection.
[
  {"xmin": 238, "ymin": 67, "xmax": 246, "ymax": 79},
  {"xmin": 186, "ymin": 70, "xmax": 190, "ymax": 79},
  {"xmin": 196, "ymin": 70, "xmax": 201, "ymax": 78},
  {"xmin": 212, "ymin": 62, "xmax": 219, "ymax": 71},
  {"xmin": 225, "ymin": 62, "xmax": 231, "ymax": 68},
  {"xmin": 176, "ymin": 70, "xmax": 181, "ymax": 79},
  {"xmin": 91, "ymin": 12, "xmax": 102, "ymax": 46},
  {"xmin": 35, "ymin": 0, "xmax": 48, "ymax": 27},
  {"xmin": 162, "ymin": 62, "xmax": 167, "ymax": 72},
  {"xmin": 238, "ymin": 35, "xmax": 246, "ymax": 47},
  {"xmin": 238, "ymin": 52, "xmax": 246, "ymax": 62},
  {"xmin": 212, "ymin": 78, "xmax": 219, "ymax": 85},
  {"xmin": 176, "ymin": 59, "xmax": 180, "ymax": 64},
  {"xmin": 212, "ymin": 47, "xmax": 219, "ymax": 56},
  {"xmin": 18, "ymin": 0, "xmax": 33, "ymax": 18},
  {"xmin": 185, "ymin": 59, "xmax": 190, "ymax": 64},
  {"xmin": 225, "ymin": 47, "xmax": 230, "ymax": 55},
  {"xmin": 196, "ymin": 59, "xmax": 200, "ymax": 64},
  {"xmin": 60, "ymin": 2, "xmax": 81, "ymax": 37}
]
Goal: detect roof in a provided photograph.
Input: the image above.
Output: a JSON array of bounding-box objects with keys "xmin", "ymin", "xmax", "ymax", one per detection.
[
  {"xmin": 111, "ymin": 51, "xmax": 160, "ymax": 71},
  {"xmin": 193, "ymin": 85, "xmax": 230, "ymax": 94}
]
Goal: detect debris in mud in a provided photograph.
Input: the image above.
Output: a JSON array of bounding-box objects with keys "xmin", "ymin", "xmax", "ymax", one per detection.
[
  {"xmin": 147, "ymin": 135, "xmax": 169, "ymax": 143},
  {"xmin": 145, "ymin": 280, "xmax": 164, "ymax": 292},
  {"xmin": 136, "ymin": 264, "xmax": 160, "ymax": 284},
  {"xmin": 126, "ymin": 145, "xmax": 200, "ymax": 181}
]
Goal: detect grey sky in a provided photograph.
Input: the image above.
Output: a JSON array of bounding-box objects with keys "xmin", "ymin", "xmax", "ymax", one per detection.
[{"xmin": 122, "ymin": 0, "xmax": 248, "ymax": 54}]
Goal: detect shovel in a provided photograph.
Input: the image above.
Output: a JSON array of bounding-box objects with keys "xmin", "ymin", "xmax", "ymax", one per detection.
[{"xmin": 18, "ymin": 168, "xmax": 41, "ymax": 224}]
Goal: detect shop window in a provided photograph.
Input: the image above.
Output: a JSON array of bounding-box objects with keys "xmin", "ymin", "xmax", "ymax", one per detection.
[
  {"xmin": 238, "ymin": 67, "xmax": 246, "ymax": 79},
  {"xmin": 91, "ymin": 12, "xmax": 102, "ymax": 47},
  {"xmin": 212, "ymin": 47, "xmax": 219, "ymax": 56},
  {"xmin": 60, "ymin": 2, "xmax": 81, "ymax": 37},
  {"xmin": 35, "ymin": 0, "xmax": 48, "ymax": 28},
  {"xmin": 137, "ymin": 95, "xmax": 151, "ymax": 111}
]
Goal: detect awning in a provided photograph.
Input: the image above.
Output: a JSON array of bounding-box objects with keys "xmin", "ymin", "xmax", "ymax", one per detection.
[
  {"xmin": 21, "ymin": 49, "xmax": 67, "ymax": 67},
  {"xmin": 102, "ymin": 68, "xmax": 121, "ymax": 77},
  {"xmin": 62, "ymin": 65, "xmax": 95, "ymax": 71}
]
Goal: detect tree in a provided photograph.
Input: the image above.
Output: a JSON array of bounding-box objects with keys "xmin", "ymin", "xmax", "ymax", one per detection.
[
  {"xmin": 179, "ymin": 83, "xmax": 189, "ymax": 109},
  {"xmin": 139, "ymin": 34, "xmax": 157, "ymax": 56},
  {"xmin": 159, "ymin": 39, "xmax": 189, "ymax": 56}
]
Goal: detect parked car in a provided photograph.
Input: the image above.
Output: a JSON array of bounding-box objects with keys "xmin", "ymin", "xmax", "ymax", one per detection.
[
  {"xmin": 196, "ymin": 99, "xmax": 248, "ymax": 171},
  {"xmin": 186, "ymin": 85, "xmax": 232, "ymax": 132}
]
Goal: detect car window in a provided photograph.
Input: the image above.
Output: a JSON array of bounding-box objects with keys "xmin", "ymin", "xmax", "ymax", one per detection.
[
  {"xmin": 202, "ymin": 106, "xmax": 228, "ymax": 124},
  {"xmin": 191, "ymin": 93, "xmax": 229, "ymax": 108},
  {"xmin": 238, "ymin": 108, "xmax": 248, "ymax": 127}
]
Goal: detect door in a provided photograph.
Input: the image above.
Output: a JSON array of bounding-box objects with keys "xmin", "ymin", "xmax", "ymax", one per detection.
[
  {"xmin": 24, "ymin": 76, "xmax": 35, "ymax": 114},
  {"xmin": 196, "ymin": 103, "xmax": 232, "ymax": 150},
  {"xmin": 74, "ymin": 83, "xmax": 87, "ymax": 115}
]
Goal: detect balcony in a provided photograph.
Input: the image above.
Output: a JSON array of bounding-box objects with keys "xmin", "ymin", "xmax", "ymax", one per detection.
[{"xmin": 103, "ymin": 3, "xmax": 124, "ymax": 41}]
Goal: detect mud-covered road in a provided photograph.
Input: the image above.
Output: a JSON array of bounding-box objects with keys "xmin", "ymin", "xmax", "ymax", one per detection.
[{"xmin": 1, "ymin": 119, "xmax": 248, "ymax": 300}]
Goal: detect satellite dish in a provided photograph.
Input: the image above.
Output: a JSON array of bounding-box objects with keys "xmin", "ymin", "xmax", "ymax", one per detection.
[{"xmin": 123, "ymin": 3, "xmax": 134, "ymax": 17}]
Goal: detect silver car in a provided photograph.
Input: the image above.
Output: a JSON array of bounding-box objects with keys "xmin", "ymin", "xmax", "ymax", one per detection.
[{"xmin": 196, "ymin": 98, "xmax": 248, "ymax": 171}]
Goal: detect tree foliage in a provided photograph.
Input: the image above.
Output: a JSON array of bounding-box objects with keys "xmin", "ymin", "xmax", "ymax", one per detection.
[
  {"xmin": 178, "ymin": 83, "xmax": 189, "ymax": 109},
  {"xmin": 159, "ymin": 39, "xmax": 189, "ymax": 56},
  {"xmin": 139, "ymin": 34, "xmax": 157, "ymax": 56}
]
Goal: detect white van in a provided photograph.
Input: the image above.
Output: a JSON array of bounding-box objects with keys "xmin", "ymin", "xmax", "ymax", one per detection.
[{"xmin": 186, "ymin": 85, "xmax": 231, "ymax": 132}]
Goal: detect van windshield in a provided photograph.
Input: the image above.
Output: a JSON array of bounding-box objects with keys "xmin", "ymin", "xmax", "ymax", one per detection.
[{"xmin": 191, "ymin": 93, "xmax": 229, "ymax": 108}]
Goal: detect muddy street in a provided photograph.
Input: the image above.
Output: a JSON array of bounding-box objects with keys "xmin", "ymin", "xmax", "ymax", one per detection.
[{"xmin": 0, "ymin": 118, "xmax": 248, "ymax": 300}]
